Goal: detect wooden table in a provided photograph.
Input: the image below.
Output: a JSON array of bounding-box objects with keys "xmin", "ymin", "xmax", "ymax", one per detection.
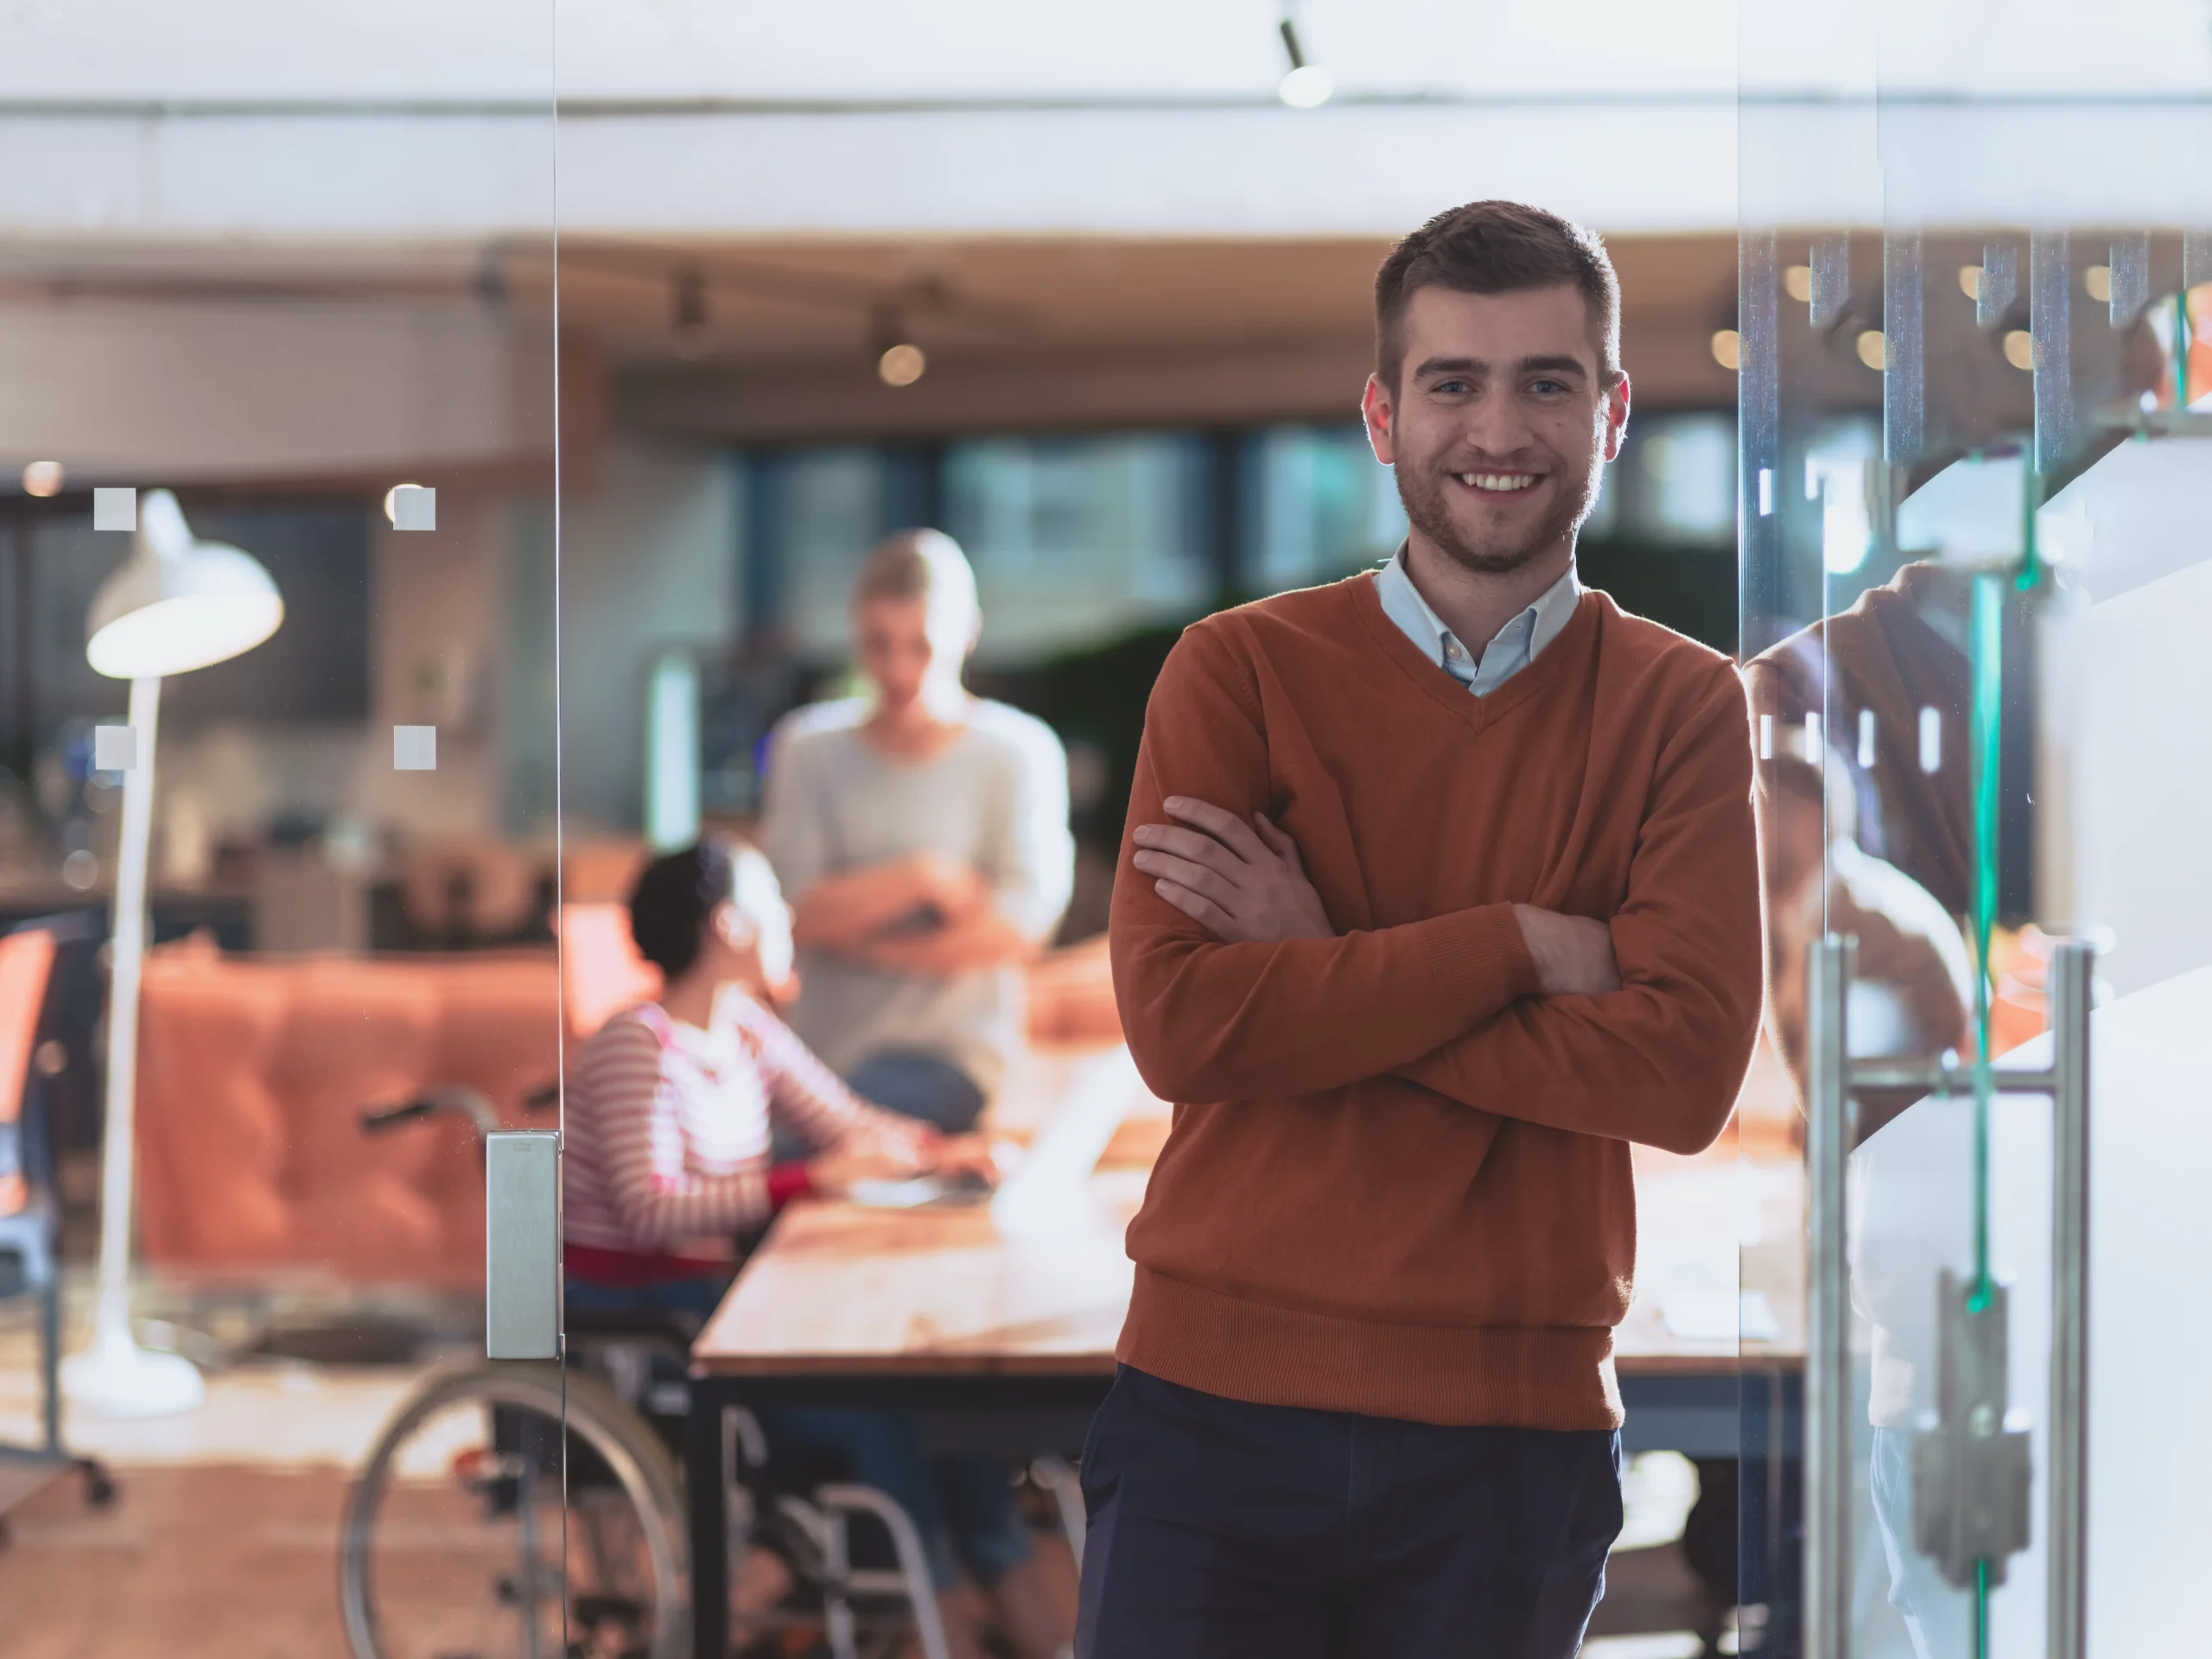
[
  {"xmin": 685, "ymin": 1049, "xmax": 1807, "ymax": 1658},
  {"xmin": 688, "ymin": 1155, "xmax": 1802, "ymax": 1382}
]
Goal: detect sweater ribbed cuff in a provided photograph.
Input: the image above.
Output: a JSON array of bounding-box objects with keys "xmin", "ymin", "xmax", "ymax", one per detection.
[{"xmin": 1417, "ymin": 902, "xmax": 1543, "ymax": 1031}]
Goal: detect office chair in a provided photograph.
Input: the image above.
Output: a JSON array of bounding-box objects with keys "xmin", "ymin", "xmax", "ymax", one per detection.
[{"xmin": 0, "ymin": 917, "xmax": 115, "ymax": 1535}]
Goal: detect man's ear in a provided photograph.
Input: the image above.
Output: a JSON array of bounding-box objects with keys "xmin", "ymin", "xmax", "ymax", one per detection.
[
  {"xmin": 1602, "ymin": 370, "xmax": 1631, "ymax": 463},
  {"xmin": 1362, "ymin": 373, "xmax": 1397, "ymax": 466}
]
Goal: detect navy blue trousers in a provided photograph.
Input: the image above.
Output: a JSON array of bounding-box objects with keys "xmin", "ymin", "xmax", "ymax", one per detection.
[{"xmin": 1076, "ymin": 1366, "xmax": 1622, "ymax": 1659}]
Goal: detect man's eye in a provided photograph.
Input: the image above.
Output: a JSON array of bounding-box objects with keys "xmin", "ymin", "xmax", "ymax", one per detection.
[
  {"xmin": 1529, "ymin": 378, "xmax": 1567, "ymax": 395},
  {"xmin": 1433, "ymin": 378, "xmax": 1473, "ymax": 395}
]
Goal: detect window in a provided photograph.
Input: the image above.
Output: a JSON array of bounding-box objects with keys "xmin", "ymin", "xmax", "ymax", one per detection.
[
  {"xmin": 943, "ymin": 434, "xmax": 1210, "ymax": 662},
  {"xmin": 774, "ymin": 448, "xmax": 890, "ymax": 658},
  {"xmin": 1617, "ymin": 413, "xmax": 1737, "ymax": 548},
  {"xmin": 1249, "ymin": 425, "xmax": 1407, "ymax": 593}
]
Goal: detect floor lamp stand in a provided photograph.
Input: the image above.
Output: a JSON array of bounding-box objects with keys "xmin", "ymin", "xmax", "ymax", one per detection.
[{"xmin": 60, "ymin": 674, "xmax": 204, "ymax": 1418}]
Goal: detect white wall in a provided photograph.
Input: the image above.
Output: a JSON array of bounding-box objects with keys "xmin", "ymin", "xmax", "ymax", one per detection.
[{"xmin": 2040, "ymin": 556, "xmax": 2212, "ymax": 1000}]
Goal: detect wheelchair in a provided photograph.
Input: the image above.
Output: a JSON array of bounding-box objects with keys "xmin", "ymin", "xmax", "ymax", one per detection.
[{"xmin": 335, "ymin": 1087, "xmax": 1002, "ymax": 1659}]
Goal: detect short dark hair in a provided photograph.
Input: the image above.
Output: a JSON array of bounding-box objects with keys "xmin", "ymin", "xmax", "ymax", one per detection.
[
  {"xmin": 627, "ymin": 838, "xmax": 738, "ymax": 980},
  {"xmin": 1375, "ymin": 200, "xmax": 1621, "ymax": 390}
]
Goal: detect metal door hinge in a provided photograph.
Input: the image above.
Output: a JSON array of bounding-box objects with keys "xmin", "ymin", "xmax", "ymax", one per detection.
[{"xmin": 1911, "ymin": 1271, "xmax": 2032, "ymax": 1588}]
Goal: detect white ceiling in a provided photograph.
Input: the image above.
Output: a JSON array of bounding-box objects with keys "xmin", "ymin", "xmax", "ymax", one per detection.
[
  {"xmin": 1, "ymin": 2, "xmax": 2209, "ymax": 240},
  {"xmin": 4, "ymin": 0, "xmax": 2209, "ymax": 102}
]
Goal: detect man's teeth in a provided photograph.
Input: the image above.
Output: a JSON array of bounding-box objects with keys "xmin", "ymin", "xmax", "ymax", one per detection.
[{"xmin": 1457, "ymin": 472, "xmax": 1537, "ymax": 492}]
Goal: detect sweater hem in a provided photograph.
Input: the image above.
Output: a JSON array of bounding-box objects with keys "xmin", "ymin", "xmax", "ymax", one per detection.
[{"xmin": 1116, "ymin": 1266, "xmax": 1624, "ymax": 1431}]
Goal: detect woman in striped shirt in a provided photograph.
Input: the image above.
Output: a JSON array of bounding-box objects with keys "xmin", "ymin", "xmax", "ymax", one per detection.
[
  {"xmin": 563, "ymin": 839, "xmax": 1054, "ymax": 1659},
  {"xmin": 563, "ymin": 841, "xmax": 940, "ymax": 1290}
]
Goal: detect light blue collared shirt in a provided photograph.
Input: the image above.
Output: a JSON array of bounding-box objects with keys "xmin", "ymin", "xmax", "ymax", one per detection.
[{"xmin": 1373, "ymin": 543, "xmax": 1583, "ymax": 696}]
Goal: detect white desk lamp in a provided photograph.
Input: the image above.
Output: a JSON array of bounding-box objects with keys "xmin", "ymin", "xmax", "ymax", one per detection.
[{"xmin": 62, "ymin": 489, "xmax": 283, "ymax": 1417}]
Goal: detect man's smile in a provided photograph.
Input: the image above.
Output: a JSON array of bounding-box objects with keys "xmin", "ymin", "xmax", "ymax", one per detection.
[{"xmin": 1451, "ymin": 470, "xmax": 1542, "ymax": 495}]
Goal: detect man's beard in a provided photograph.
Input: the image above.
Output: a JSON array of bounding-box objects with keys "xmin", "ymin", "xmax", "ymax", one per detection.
[{"xmin": 1395, "ymin": 455, "xmax": 1598, "ymax": 576}]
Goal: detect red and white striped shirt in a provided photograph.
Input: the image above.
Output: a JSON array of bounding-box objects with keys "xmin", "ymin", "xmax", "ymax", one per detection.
[{"xmin": 563, "ymin": 993, "xmax": 880, "ymax": 1266}]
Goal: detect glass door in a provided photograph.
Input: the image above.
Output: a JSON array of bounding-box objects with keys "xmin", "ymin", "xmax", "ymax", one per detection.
[
  {"xmin": 0, "ymin": 7, "xmax": 576, "ymax": 1654},
  {"xmin": 1738, "ymin": 5, "xmax": 2212, "ymax": 1654}
]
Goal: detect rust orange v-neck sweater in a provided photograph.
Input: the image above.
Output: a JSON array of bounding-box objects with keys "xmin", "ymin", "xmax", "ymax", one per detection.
[{"xmin": 1109, "ymin": 574, "xmax": 1762, "ymax": 1430}]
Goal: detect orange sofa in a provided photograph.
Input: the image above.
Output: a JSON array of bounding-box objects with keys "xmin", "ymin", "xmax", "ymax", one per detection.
[
  {"xmin": 133, "ymin": 919, "xmax": 1122, "ymax": 1288},
  {"xmin": 136, "ymin": 940, "xmax": 560, "ymax": 1287}
]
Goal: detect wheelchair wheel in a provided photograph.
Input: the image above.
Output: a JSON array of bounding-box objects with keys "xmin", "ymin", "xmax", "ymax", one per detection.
[{"xmin": 340, "ymin": 1363, "xmax": 687, "ymax": 1659}]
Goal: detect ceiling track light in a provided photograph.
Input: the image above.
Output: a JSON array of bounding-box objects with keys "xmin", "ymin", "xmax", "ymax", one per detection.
[
  {"xmin": 873, "ymin": 303, "xmax": 927, "ymax": 388},
  {"xmin": 1277, "ymin": 14, "xmax": 1334, "ymax": 109}
]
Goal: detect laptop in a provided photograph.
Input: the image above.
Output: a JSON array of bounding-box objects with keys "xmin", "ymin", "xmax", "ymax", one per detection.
[{"xmin": 849, "ymin": 1046, "xmax": 1140, "ymax": 1225}]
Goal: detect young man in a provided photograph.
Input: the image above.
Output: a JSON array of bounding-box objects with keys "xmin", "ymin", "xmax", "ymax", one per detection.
[{"xmin": 1079, "ymin": 201, "xmax": 1763, "ymax": 1657}]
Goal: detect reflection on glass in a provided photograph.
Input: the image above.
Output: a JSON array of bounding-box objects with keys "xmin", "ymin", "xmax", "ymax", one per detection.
[
  {"xmin": 1739, "ymin": 74, "xmax": 2212, "ymax": 1653},
  {"xmin": 0, "ymin": 9, "xmax": 563, "ymax": 1649}
]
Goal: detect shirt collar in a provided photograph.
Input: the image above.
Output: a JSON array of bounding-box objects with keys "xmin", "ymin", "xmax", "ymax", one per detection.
[{"xmin": 1373, "ymin": 542, "xmax": 1582, "ymax": 686}]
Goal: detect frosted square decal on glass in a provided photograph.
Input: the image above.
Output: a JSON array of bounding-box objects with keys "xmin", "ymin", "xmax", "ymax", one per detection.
[
  {"xmin": 391, "ymin": 485, "xmax": 436, "ymax": 531},
  {"xmin": 393, "ymin": 725, "xmax": 437, "ymax": 771},
  {"xmin": 92, "ymin": 487, "xmax": 137, "ymax": 531},
  {"xmin": 92, "ymin": 725, "xmax": 138, "ymax": 771}
]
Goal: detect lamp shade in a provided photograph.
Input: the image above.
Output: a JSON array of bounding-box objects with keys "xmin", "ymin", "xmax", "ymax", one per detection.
[{"xmin": 86, "ymin": 489, "xmax": 283, "ymax": 679}]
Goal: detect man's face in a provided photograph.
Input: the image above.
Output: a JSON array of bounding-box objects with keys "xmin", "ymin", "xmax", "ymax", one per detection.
[
  {"xmin": 1363, "ymin": 283, "xmax": 1629, "ymax": 575},
  {"xmin": 855, "ymin": 593, "xmax": 976, "ymax": 715},
  {"xmin": 855, "ymin": 595, "xmax": 937, "ymax": 714}
]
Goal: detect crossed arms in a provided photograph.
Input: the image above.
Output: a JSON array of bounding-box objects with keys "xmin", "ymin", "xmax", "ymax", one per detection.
[
  {"xmin": 791, "ymin": 853, "xmax": 1039, "ymax": 976},
  {"xmin": 1106, "ymin": 624, "xmax": 1763, "ymax": 1155},
  {"xmin": 764, "ymin": 717, "xmax": 1074, "ymax": 979}
]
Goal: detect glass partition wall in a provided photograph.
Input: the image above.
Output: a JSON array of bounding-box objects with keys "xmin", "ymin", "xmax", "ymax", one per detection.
[
  {"xmin": 1739, "ymin": 12, "xmax": 2212, "ymax": 1656},
  {"xmin": 0, "ymin": 12, "xmax": 585, "ymax": 1656}
]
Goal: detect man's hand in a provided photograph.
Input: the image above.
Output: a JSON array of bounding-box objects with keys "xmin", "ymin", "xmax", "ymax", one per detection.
[
  {"xmin": 1512, "ymin": 905, "xmax": 1622, "ymax": 995},
  {"xmin": 1132, "ymin": 798, "xmax": 1334, "ymax": 944}
]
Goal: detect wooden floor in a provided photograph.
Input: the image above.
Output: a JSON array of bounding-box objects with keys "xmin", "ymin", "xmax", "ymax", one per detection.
[{"xmin": 0, "ymin": 1465, "xmax": 353, "ymax": 1659}]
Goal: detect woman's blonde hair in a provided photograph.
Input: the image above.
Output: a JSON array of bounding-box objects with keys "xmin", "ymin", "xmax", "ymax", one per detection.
[{"xmin": 852, "ymin": 528, "xmax": 979, "ymax": 624}]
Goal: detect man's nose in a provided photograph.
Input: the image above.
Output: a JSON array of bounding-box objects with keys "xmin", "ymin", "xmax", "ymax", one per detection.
[{"xmin": 1460, "ymin": 391, "xmax": 1538, "ymax": 461}]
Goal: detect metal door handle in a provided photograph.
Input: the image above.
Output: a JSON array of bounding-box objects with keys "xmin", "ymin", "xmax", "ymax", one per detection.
[
  {"xmin": 1803, "ymin": 936, "xmax": 2094, "ymax": 1659},
  {"xmin": 486, "ymin": 1130, "xmax": 561, "ymax": 1360}
]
